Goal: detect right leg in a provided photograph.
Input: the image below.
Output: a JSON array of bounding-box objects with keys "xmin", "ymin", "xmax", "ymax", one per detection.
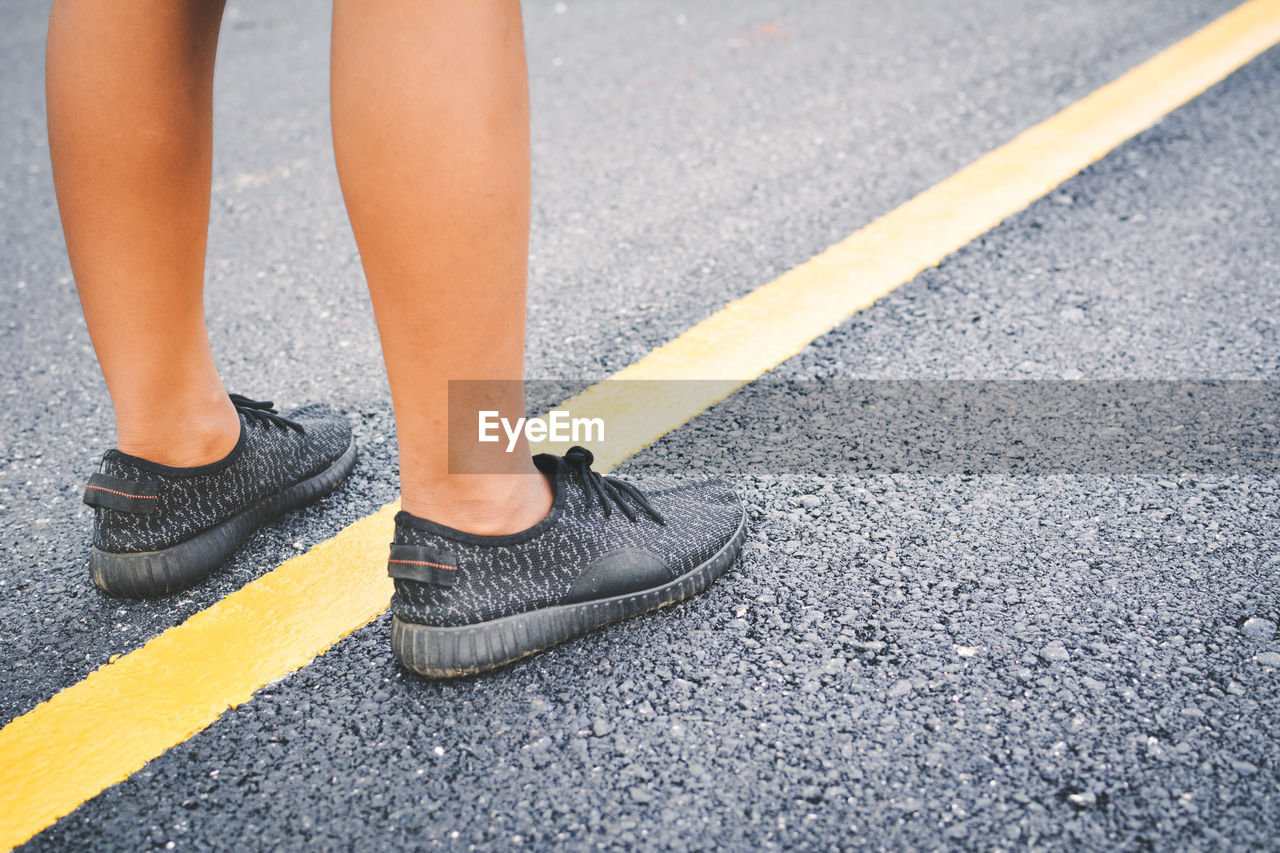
[
  {"xmin": 331, "ymin": 2, "xmax": 746, "ymax": 676},
  {"xmin": 47, "ymin": 0, "xmax": 238, "ymax": 467},
  {"xmin": 330, "ymin": 0, "xmax": 551, "ymax": 535}
]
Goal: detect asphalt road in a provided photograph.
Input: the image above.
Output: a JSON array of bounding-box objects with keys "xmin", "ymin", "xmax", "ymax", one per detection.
[{"xmin": 2, "ymin": 0, "xmax": 1278, "ymax": 850}]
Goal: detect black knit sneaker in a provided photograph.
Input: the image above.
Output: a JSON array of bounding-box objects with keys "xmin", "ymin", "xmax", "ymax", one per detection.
[
  {"xmin": 84, "ymin": 394, "xmax": 357, "ymax": 598},
  {"xmin": 388, "ymin": 446, "xmax": 747, "ymax": 677}
]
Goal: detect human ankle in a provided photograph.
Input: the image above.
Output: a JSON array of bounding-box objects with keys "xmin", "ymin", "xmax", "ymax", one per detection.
[
  {"xmin": 114, "ymin": 394, "xmax": 241, "ymax": 468},
  {"xmin": 400, "ymin": 471, "xmax": 553, "ymax": 536}
]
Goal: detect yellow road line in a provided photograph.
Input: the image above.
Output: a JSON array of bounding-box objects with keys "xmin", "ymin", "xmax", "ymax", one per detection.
[
  {"xmin": 561, "ymin": 0, "xmax": 1280, "ymax": 471},
  {"xmin": 3, "ymin": 1, "xmax": 1279, "ymax": 847}
]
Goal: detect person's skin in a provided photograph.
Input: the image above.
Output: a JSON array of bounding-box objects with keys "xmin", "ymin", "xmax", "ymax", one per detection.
[
  {"xmin": 47, "ymin": 0, "xmax": 240, "ymax": 468},
  {"xmin": 331, "ymin": 0, "xmax": 550, "ymax": 534},
  {"xmin": 47, "ymin": 0, "xmax": 552, "ymax": 535}
]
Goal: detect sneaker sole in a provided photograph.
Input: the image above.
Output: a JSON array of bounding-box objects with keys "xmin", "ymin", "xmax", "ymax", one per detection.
[
  {"xmin": 391, "ymin": 505, "xmax": 750, "ymax": 678},
  {"xmin": 90, "ymin": 438, "xmax": 358, "ymax": 599}
]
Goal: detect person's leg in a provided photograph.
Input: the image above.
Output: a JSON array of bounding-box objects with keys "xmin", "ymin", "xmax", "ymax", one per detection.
[
  {"xmin": 332, "ymin": 0, "xmax": 746, "ymax": 676},
  {"xmin": 47, "ymin": 0, "xmax": 239, "ymax": 467},
  {"xmin": 49, "ymin": 1, "xmax": 357, "ymax": 598},
  {"xmin": 330, "ymin": 0, "xmax": 551, "ymax": 535}
]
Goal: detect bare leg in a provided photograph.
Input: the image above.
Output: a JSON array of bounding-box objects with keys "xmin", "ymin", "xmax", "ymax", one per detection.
[
  {"xmin": 47, "ymin": 0, "xmax": 238, "ymax": 467},
  {"xmin": 331, "ymin": 0, "xmax": 551, "ymax": 534}
]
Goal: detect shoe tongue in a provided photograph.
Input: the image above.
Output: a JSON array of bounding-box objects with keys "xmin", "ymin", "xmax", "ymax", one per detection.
[
  {"xmin": 531, "ymin": 452, "xmax": 561, "ymax": 481},
  {"xmin": 536, "ymin": 450, "xmax": 608, "ymax": 514},
  {"xmin": 530, "ymin": 452, "xmax": 573, "ymax": 509}
]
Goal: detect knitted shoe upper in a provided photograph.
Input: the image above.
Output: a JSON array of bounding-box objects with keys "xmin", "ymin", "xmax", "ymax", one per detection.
[
  {"xmin": 90, "ymin": 397, "xmax": 353, "ymax": 554},
  {"xmin": 390, "ymin": 448, "xmax": 745, "ymax": 628}
]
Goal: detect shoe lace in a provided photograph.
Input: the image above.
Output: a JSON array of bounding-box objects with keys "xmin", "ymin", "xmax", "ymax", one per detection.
[
  {"xmin": 564, "ymin": 445, "xmax": 664, "ymax": 525},
  {"xmin": 229, "ymin": 394, "xmax": 305, "ymax": 434}
]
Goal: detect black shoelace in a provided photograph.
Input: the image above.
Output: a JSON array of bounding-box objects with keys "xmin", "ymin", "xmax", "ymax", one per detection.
[
  {"xmin": 564, "ymin": 445, "xmax": 664, "ymax": 525},
  {"xmin": 230, "ymin": 394, "xmax": 306, "ymax": 434}
]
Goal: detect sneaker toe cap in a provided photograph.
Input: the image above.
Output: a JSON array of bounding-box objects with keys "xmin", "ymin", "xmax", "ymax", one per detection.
[
  {"xmin": 288, "ymin": 405, "xmax": 354, "ymax": 461},
  {"xmin": 650, "ymin": 477, "xmax": 745, "ymax": 572}
]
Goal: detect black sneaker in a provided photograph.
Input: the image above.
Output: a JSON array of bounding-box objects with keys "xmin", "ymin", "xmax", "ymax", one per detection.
[
  {"xmin": 388, "ymin": 446, "xmax": 747, "ymax": 677},
  {"xmin": 84, "ymin": 394, "xmax": 357, "ymax": 598}
]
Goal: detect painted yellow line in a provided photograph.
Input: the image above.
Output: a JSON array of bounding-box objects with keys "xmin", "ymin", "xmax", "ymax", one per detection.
[
  {"xmin": 2, "ymin": 1, "xmax": 1279, "ymax": 847},
  {"xmin": 554, "ymin": 0, "xmax": 1280, "ymax": 472},
  {"xmin": 0, "ymin": 506, "xmax": 400, "ymax": 850}
]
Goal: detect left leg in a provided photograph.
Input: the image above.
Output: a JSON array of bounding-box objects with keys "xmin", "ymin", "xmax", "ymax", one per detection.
[{"xmin": 46, "ymin": 0, "xmax": 240, "ymax": 467}]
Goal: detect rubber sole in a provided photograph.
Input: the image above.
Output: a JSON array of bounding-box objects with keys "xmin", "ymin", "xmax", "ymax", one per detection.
[
  {"xmin": 391, "ymin": 506, "xmax": 750, "ymax": 678},
  {"xmin": 90, "ymin": 439, "xmax": 358, "ymax": 599}
]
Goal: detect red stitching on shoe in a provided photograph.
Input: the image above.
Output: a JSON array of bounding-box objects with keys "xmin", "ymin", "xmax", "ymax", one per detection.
[
  {"xmin": 87, "ymin": 485, "xmax": 157, "ymax": 500},
  {"xmin": 388, "ymin": 558, "xmax": 457, "ymax": 571}
]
